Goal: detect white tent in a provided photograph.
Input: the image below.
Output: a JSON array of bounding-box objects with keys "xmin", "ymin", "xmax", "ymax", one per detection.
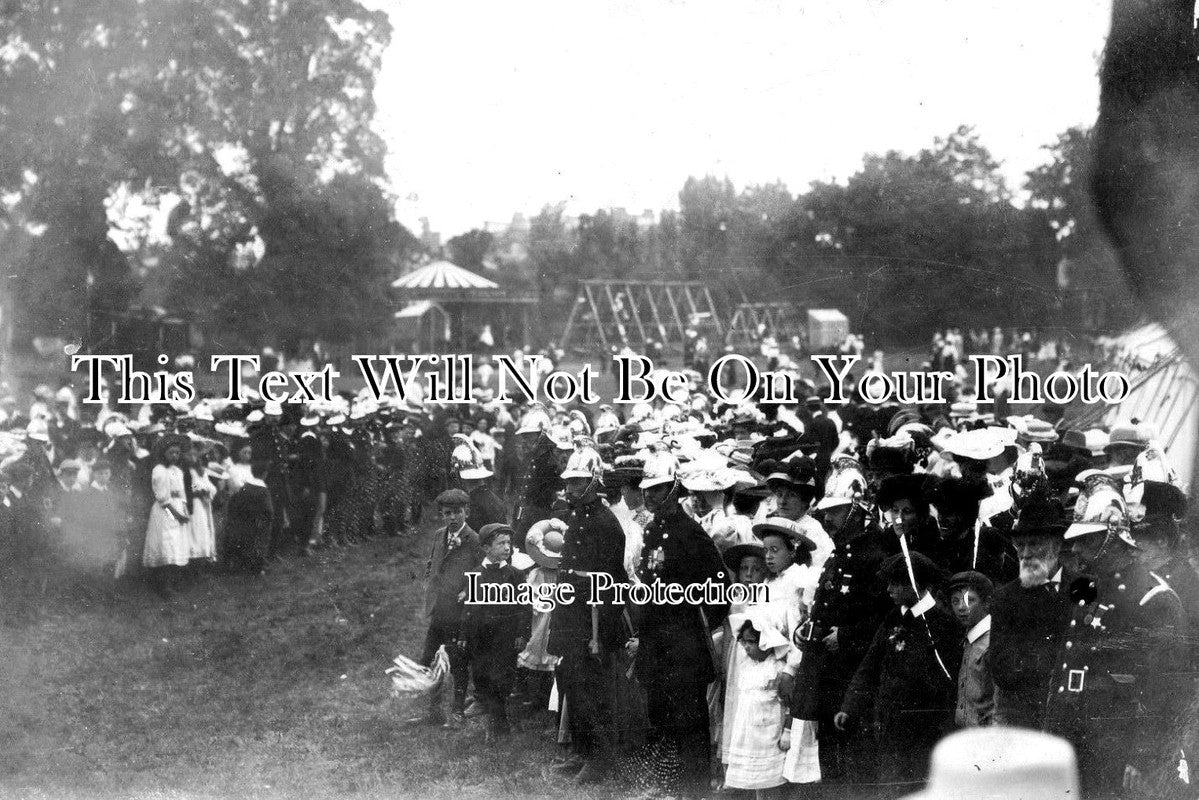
[{"xmin": 1097, "ymin": 323, "xmax": 1198, "ymax": 490}]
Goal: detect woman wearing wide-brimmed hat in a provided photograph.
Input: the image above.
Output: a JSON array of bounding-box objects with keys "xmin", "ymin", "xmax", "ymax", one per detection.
[{"xmin": 517, "ymin": 519, "xmax": 565, "ymax": 719}]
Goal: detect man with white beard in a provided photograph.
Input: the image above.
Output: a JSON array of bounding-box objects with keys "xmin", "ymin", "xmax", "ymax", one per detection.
[{"xmin": 987, "ymin": 499, "xmax": 1074, "ymax": 729}]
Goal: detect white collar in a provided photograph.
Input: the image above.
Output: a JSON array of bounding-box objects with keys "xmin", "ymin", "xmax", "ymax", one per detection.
[
  {"xmin": 244, "ymin": 476, "xmax": 267, "ymax": 488},
  {"xmin": 1051, "ymin": 567, "xmax": 1063, "ymax": 585},
  {"xmin": 966, "ymin": 614, "xmax": 991, "ymax": 644},
  {"xmin": 771, "ymin": 562, "xmax": 804, "ymax": 581},
  {"xmin": 482, "ymin": 558, "xmax": 507, "ymax": 569}
]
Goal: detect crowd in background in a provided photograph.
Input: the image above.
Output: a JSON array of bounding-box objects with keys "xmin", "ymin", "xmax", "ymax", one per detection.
[{"xmin": 0, "ymin": 331, "xmax": 1192, "ymax": 800}]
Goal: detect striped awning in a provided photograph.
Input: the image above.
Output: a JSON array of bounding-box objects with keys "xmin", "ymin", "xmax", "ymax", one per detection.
[{"xmin": 391, "ymin": 260, "xmax": 499, "ymax": 291}]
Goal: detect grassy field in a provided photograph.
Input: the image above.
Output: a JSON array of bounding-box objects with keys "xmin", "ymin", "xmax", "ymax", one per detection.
[{"xmin": 0, "ymin": 520, "xmax": 629, "ymax": 800}]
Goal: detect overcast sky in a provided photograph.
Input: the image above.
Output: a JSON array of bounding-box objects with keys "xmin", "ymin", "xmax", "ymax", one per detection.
[{"xmin": 373, "ymin": 0, "xmax": 1112, "ymax": 238}]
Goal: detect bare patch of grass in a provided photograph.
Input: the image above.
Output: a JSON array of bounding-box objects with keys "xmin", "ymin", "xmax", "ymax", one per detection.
[{"xmin": 0, "ymin": 524, "xmax": 636, "ymax": 800}]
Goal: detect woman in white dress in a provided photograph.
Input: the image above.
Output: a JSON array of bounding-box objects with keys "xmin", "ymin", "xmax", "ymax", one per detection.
[
  {"xmin": 186, "ymin": 441, "xmax": 218, "ymax": 562},
  {"xmin": 142, "ymin": 435, "xmax": 191, "ymax": 597}
]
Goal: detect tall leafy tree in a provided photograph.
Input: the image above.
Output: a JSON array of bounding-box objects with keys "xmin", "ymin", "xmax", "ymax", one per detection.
[
  {"xmin": 0, "ymin": 0, "xmax": 408, "ymax": 347},
  {"xmin": 783, "ymin": 126, "xmax": 1057, "ymax": 341},
  {"xmin": 1025, "ymin": 126, "xmax": 1127, "ymax": 310},
  {"xmin": 678, "ymin": 175, "xmax": 737, "ymax": 280},
  {"xmin": 446, "ymin": 229, "xmax": 495, "ymax": 273}
]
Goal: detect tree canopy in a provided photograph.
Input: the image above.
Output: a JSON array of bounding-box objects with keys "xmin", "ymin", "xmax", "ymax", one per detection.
[{"xmin": 0, "ymin": 0, "xmax": 415, "ymax": 349}]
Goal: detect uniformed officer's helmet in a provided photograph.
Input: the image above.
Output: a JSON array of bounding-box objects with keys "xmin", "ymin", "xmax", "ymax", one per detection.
[
  {"xmin": 1066, "ymin": 471, "xmax": 1131, "ymax": 545},
  {"xmin": 639, "ymin": 446, "xmax": 679, "ymax": 490},
  {"xmin": 815, "ymin": 455, "xmax": 867, "ymax": 511},
  {"xmin": 561, "ymin": 444, "xmax": 604, "ymax": 481}
]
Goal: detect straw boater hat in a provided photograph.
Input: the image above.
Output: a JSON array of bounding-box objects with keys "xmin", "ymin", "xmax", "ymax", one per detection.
[
  {"xmin": 752, "ymin": 517, "xmax": 817, "ymax": 554},
  {"xmin": 525, "ymin": 519, "xmax": 566, "ymax": 570}
]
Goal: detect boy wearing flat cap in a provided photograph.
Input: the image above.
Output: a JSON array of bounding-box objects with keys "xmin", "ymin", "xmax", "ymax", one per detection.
[
  {"xmin": 411, "ymin": 488, "xmax": 481, "ymax": 728},
  {"xmin": 947, "ymin": 571, "xmax": 994, "ymax": 728},
  {"xmin": 836, "ymin": 551, "xmax": 961, "ymax": 786},
  {"xmin": 461, "ymin": 523, "xmax": 531, "ymax": 741}
]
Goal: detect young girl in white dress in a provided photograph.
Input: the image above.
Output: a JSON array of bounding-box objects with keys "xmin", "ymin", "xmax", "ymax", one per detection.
[
  {"xmin": 142, "ymin": 436, "xmax": 191, "ymax": 597},
  {"xmin": 718, "ymin": 544, "xmax": 768, "ymax": 774},
  {"xmin": 722, "ymin": 611, "xmax": 791, "ymax": 797},
  {"xmin": 186, "ymin": 443, "xmax": 218, "ymax": 562}
]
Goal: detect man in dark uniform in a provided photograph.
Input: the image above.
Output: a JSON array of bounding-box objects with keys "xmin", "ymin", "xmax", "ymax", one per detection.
[
  {"xmin": 794, "ymin": 484, "xmax": 891, "ymax": 784},
  {"xmin": 1132, "ymin": 481, "xmax": 1199, "ymax": 667},
  {"xmin": 460, "ymin": 464, "xmax": 507, "ymax": 534},
  {"xmin": 802, "ymin": 395, "xmax": 840, "ymax": 488},
  {"xmin": 988, "ymin": 499, "xmax": 1074, "ymax": 729},
  {"xmin": 512, "ymin": 416, "xmax": 562, "ymax": 551},
  {"xmin": 628, "ymin": 450, "xmax": 729, "ymax": 799},
  {"xmin": 1044, "ymin": 493, "xmax": 1188, "ymax": 799},
  {"xmin": 547, "ymin": 446, "xmax": 626, "ymax": 783}
]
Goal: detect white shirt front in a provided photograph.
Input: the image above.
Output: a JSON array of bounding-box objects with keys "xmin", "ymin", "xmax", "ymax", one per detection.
[{"xmin": 966, "ymin": 615, "xmax": 992, "ymax": 645}]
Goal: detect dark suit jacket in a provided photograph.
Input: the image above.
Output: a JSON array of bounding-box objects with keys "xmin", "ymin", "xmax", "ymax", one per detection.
[
  {"xmin": 988, "ymin": 572, "xmax": 1073, "ymax": 728},
  {"xmin": 632, "ymin": 502, "xmax": 729, "ymax": 687},
  {"xmin": 424, "ymin": 524, "xmax": 482, "ymax": 627}
]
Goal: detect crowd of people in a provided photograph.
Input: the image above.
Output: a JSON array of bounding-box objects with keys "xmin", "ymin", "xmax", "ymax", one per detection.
[
  {"xmin": 0, "ymin": 380, "xmax": 473, "ymax": 601},
  {"xmin": 0, "ymin": 343, "xmax": 1194, "ymax": 800},
  {"xmin": 402, "ymin": 351, "xmax": 1197, "ymax": 800}
]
